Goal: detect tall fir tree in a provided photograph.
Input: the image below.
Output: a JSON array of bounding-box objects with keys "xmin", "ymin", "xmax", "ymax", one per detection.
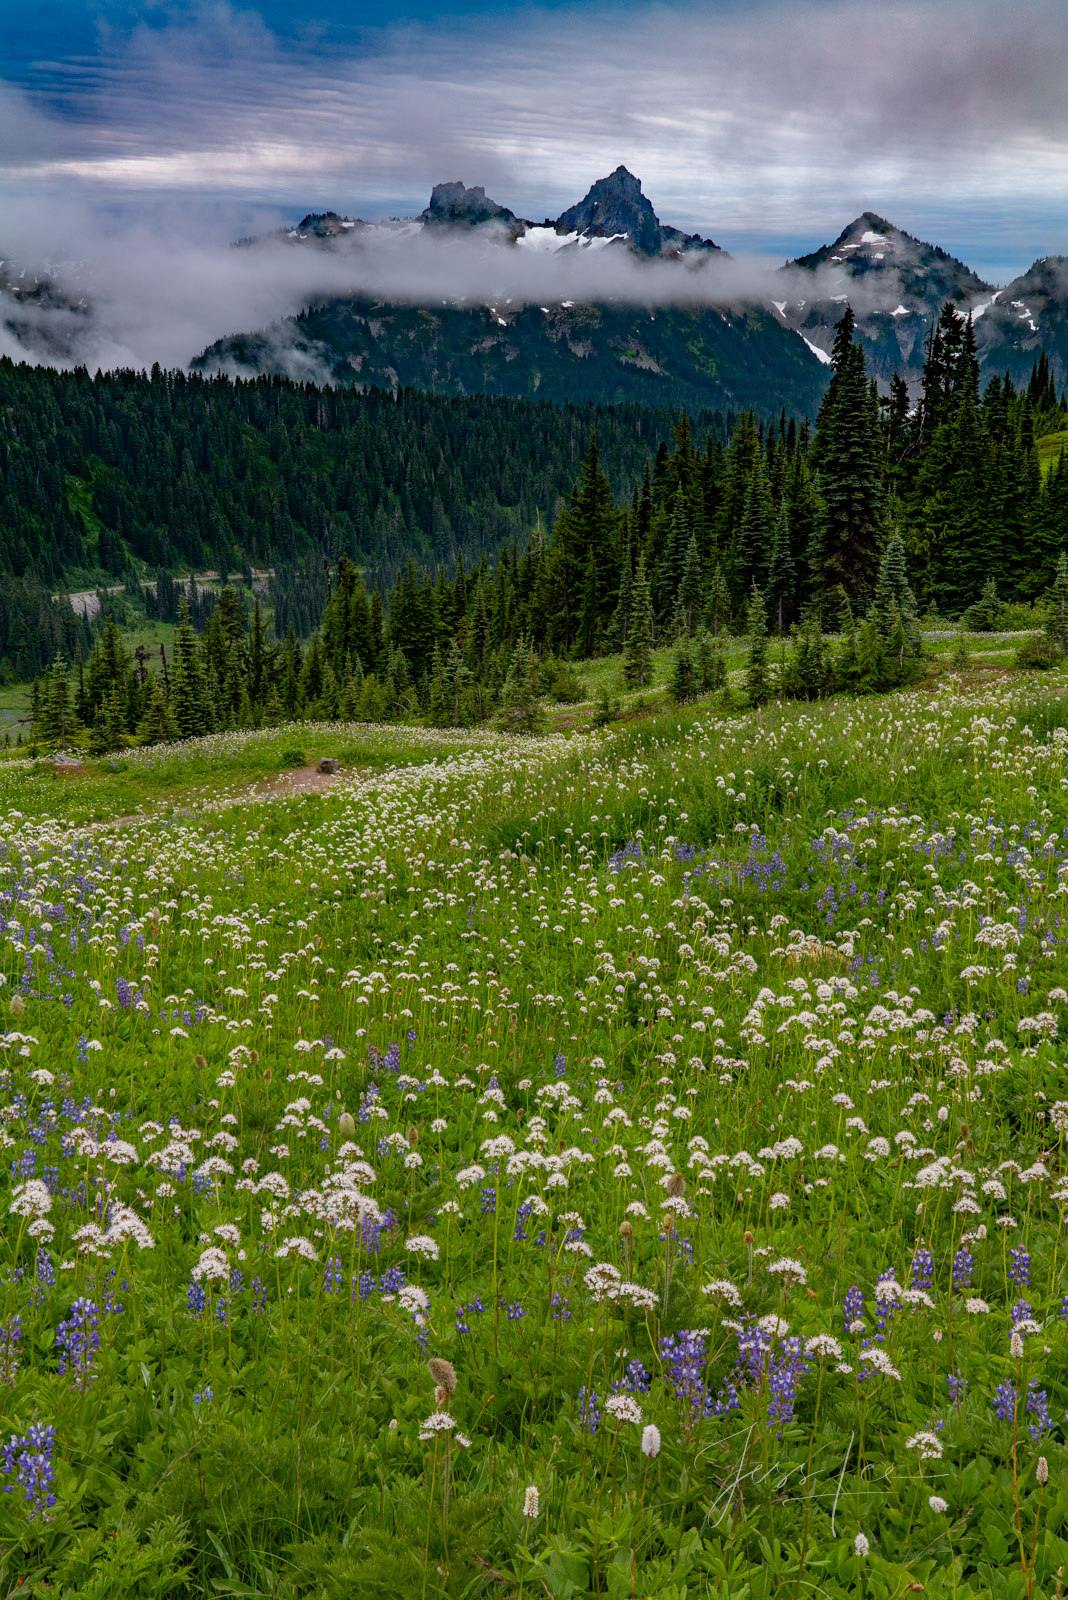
[
  {"xmin": 810, "ymin": 308, "xmax": 883, "ymax": 603},
  {"xmin": 623, "ymin": 556, "xmax": 654, "ymax": 689},
  {"xmin": 765, "ymin": 503, "xmax": 796, "ymax": 635},
  {"xmin": 744, "ymin": 583, "xmax": 770, "ymax": 708}
]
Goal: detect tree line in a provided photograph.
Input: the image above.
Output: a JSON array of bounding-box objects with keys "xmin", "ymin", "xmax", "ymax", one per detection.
[
  {"xmin": 0, "ymin": 357, "xmax": 698, "ymax": 626},
  {"xmin": 26, "ymin": 303, "xmax": 1068, "ymax": 746}
]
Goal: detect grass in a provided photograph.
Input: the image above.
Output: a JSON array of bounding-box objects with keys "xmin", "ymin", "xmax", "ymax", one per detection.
[
  {"xmin": 1037, "ymin": 429, "xmax": 1068, "ymax": 477},
  {"xmin": 2, "ymin": 672, "xmax": 1068, "ymax": 1596}
]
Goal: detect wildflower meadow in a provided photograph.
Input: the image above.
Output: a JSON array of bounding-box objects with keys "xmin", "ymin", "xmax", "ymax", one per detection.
[{"xmin": 4, "ymin": 679, "xmax": 1068, "ymax": 1597}]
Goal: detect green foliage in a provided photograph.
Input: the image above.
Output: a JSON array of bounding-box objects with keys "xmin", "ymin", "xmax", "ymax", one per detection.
[
  {"xmin": 541, "ymin": 657, "xmax": 587, "ymax": 704},
  {"xmin": 0, "ymin": 362, "xmax": 677, "ymax": 604},
  {"xmin": 622, "ymin": 556, "xmax": 654, "ymax": 689},
  {"xmin": 962, "ymin": 576, "xmax": 1003, "ymax": 631},
  {"xmin": 780, "ymin": 610, "xmax": 834, "ymax": 699},
  {"xmin": 1044, "ymin": 551, "xmax": 1068, "ymax": 653},
  {"xmin": 1015, "ymin": 632, "xmax": 1062, "ymax": 669},
  {"xmin": 497, "ymin": 635, "xmax": 545, "ymax": 733},
  {"xmin": 668, "ymin": 636, "xmax": 698, "ymax": 703},
  {"xmin": 2, "ymin": 684, "xmax": 1068, "ymax": 1596},
  {"xmin": 744, "ymin": 582, "xmax": 771, "ymax": 707}
]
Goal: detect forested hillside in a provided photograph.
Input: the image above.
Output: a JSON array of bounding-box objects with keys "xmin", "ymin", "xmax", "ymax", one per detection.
[
  {"xmin": 30, "ymin": 301, "xmax": 1068, "ymax": 750},
  {"xmin": 0, "ymin": 360, "xmax": 691, "ymax": 587},
  {"xmin": 197, "ymin": 297, "xmax": 829, "ymax": 419}
]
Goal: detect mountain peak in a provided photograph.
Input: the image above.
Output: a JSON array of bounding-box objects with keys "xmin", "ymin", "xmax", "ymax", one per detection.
[
  {"xmin": 554, "ymin": 167, "xmax": 718, "ymax": 257},
  {"xmin": 556, "ymin": 167, "xmax": 661, "ymax": 254},
  {"xmin": 421, "ymin": 181, "xmax": 520, "ymax": 228}
]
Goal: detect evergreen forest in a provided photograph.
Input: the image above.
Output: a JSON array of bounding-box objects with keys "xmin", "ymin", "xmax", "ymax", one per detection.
[{"xmin": 21, "ymin": 302, "xmax": 1068, "ymax": 748}]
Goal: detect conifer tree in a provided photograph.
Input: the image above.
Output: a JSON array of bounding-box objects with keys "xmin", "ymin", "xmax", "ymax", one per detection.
[
  {"xmin": 736, "ymin": 459, "xmax": 774, "ymax": 594},
  {"xmin": 674, "ymin": 533, "xmax": 704, "ymax": 638},
  {"xmin": 704, "ymin": 564, "xmax": 731, "ymax": 638},
  {"xmin": 766, "ymin": 503, "xmax": 795, "ymax": 635},
  {"xmin": 835, "ymin": 590, "xmax": 861, "ymax": 692},
  {"xmin": 744, "ymin": 583, "xmax": 770, "ymax": 708},
  {"xmin": 695, "ymin": 631, "xmax": 727, "ymax": 693},
  {"xmin": 1044, "ymin": 552, "xmax": 1068, "ymax": 655},
  {"xmin": 962, "ymin": 576, "xmax": 1001, "ymax": 631},
  {"xmin": 38, "ymin": 658, "xmax": 72, "ymax": 745},
  {"xmin": 498, "ymin": 636, "xmax": 544, "ymax": 734},
  {"xmin": 319, "ymin": 662, "xmax": 341, "ymax": 720},
  {"xmin": 610, "ymin": 532, "xmax": 634, "ymax": 651},
  {"xmin": 952, "ymin": 623, "xmax": 970, "ymax": 670},
  {"xmin": 855, "ymin": 612, "xmax": 885, "ymax": 693},
  {"xmin": 137, "ymin": 676, "xmax": 178, "ymax": 744},
  {"xmin": 102, "ymin": 683, "xmax": 127, "ymax": 753},
  {"xmin": 623, "ymin": 556, "xmax": 654, "ymax": 689},
  {"xmin": 872, "ymin": 532, "xmax": 920, "ymax": 655},
  {"xmin": 810, "ymin": 308, "xmax": 883, "ymax": 601},
  {"xmin": 170, "ymin": 598, "xmax": 207, "ymax": 739},
  {"xmin": 669, "ymin": 636, "xmax": 698, "ymax": 703}
]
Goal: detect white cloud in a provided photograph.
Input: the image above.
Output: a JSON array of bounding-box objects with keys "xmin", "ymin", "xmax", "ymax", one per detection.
[
  {"xmin": 2, "ymin": 0, "xmax": 1068, "ymax": 249},
  {"xmin": 1, "ymin": 0, "xmax": 1067, "ymax": 370}
]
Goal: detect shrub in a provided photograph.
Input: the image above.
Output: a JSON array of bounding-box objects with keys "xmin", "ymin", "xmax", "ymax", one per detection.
[{"xmin": 1015, "ymin": 634, "xmax": 1062, "ymax": 670}]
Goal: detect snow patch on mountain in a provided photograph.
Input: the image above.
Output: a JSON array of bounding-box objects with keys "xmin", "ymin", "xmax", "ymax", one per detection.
[{"xmin": 801, "ymin": 335, "xmax": 832, "ymax": 365}]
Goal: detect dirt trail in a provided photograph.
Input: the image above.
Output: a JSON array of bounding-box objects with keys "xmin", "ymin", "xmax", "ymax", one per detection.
[{"xmin": 255, "ymin": 763, "xmax": 345, "ymax": 797}]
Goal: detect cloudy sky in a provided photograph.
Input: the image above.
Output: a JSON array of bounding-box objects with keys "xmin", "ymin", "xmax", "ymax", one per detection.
[
  {"xmin": 2, "ymin": 0, "xmax": 1068, "ymax": 282},
  {"xmin": 6, "ymin": 0, "xmax": 1068, "ymax": 281}
]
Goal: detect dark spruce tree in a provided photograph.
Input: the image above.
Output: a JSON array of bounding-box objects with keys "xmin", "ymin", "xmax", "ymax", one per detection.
[{"xmin": 809, "ymin": 308, "xmax": 883, "ymax": 606}]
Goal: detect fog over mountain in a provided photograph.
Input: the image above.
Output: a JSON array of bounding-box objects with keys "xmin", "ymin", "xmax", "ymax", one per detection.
[{"xmin": 1, "ymin": 165, "xmax": 1066, "ymax": 412}]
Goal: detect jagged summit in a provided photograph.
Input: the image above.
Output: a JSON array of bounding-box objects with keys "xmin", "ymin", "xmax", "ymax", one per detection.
[
  {"xmin": 556, "ymin": 166, "xmax": 661, "ymax": 254},
  {"xmin": 420, "ymin": 181, "xmax": 522, "ymax": 228},
  {"xmin": 777, "ymin": 213, "xmax": 996, "ymax": 387},
  {"xmin": 555, "ymin": 166, "xmax": 719, "ymax": 257},
  {"xmin": 291, "ymin": 213, "xmax": 362, "ymax": 239},
  {"xmin": 793, "ymin": 213, "xmax": 990, "ymax": 294}
]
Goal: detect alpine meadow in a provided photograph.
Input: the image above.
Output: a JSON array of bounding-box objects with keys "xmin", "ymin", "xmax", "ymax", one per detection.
[{"xmin": 7, "ymin": 0, "xmax": 1068, "ymax": 1593}]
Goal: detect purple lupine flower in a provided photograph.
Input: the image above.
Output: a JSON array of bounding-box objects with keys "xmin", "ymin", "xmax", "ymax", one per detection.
[
  {"xmin": 0, "ymin": 1318, "xmax": 22, "ymax": 1387},
  {"xmin": 659, "ymin": 1329, "xmax": 715, "ymax": 1422},
  {"xmin": 1008, "ymin": 1248, "xmax": 1031, "ymax": 1288},
  {"xmin": 613, "ymin": 1359, "xmax": 651, "ymax": 1395},
  {"xmin": 993, "ymin": 1380, "xmax": 1017, "ymax": 1421},
  {"xmin": 843, "ymin": 1284, "xmax": 865, "ymax": 1333},
  {"xmin": 910, "ymin": 1248, "xmax": 934, "ymax": 1293},
  {"xmin": 712, "ymin": 1374, "xmax": 741, "ymax": 1416},
  {"xmin": 323, "ymin": 1256, "xmax": 344, "ymax": 1294},
  {"xmin": 874, "ymin": 1270, "xmax": 899, "ymax": 1341},
  {"xmin": 947, "ymin": 1369, "xmax": 967, "ymax": 1409},
  {"xmin": 578, "ymin": 1386, "xmax": 601, "ymax": 1434},
  {"xmin": 951, "ymin": 1248, "xmax": 974, "ymax": 1291},
  {"xmin": 1011, "ymin": 1298, "xmax": 1035, "ymax": 1329},
  {"xmin": 1, "ymin": 1422, "xmax": 57, "ymax": 1520},
  {"xmin": 1026, "ymin": 1381, "xmax": 1051, "ymax": 1440},
  {"xmin": 55, "ymin": 1298, "xmax": 100, "ymax": 1388},
  {"xmin": 767, "ymin": 1336, "xmax": 812, "ymax": 1432}
]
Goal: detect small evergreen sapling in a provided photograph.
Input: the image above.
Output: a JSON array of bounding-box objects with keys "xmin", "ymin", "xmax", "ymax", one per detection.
[{"xmin": 745, "ymin": 583, "xmax": 771, "ymax": 708}]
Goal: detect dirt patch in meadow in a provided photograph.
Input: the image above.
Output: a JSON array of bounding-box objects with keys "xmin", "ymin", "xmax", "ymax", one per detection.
[{"xmin": 256, "ymin": 762, "xmax": 346, "ymax": 798}]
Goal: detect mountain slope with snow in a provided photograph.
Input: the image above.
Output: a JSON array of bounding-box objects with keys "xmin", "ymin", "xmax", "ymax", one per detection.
[{"xmin": 776, "ymin": 213, "xmax": 994, "ymax": 387}]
